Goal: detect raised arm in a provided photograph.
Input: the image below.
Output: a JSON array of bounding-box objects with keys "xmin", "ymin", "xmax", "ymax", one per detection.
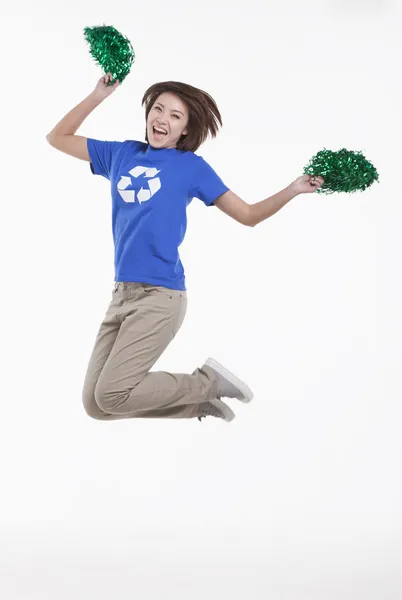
[{"xmin": 46, "ymin": 73, "xmax": 120, "ymax": 161}]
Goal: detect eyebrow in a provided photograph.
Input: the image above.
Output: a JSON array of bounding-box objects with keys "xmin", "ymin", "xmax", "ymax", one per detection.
[{"xmin": 154, "ymin": 102, "xmax": 184, "ymax": 116}]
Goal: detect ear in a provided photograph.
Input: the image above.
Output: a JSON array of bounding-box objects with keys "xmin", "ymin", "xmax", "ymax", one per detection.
[{"xmin": 182, "ymin": 128, "xmax": 188, "ymax": 136}]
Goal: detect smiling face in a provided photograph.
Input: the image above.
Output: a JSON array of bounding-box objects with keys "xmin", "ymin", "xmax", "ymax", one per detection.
[{"xmin": 146, "ymin": 92, "xmax": 189, "ymax": 149}]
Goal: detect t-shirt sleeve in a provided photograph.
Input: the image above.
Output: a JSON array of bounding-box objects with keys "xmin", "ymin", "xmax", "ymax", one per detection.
[
  {"xmin": 190, "ymin": 157, "xmax": 230, "ymax": 206},
  {"xmin": 87, "ymin": 138, "xmax": 125, "ymax": 180}
]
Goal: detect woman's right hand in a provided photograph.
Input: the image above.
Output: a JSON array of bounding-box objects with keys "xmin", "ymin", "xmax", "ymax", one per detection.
[{"xmin": 92, "ymin": 72, "xmax": 120, "ymax": 101}]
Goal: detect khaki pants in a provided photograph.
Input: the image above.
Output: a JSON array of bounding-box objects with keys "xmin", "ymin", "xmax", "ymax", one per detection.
[{"xmin": 82, "ymin": 282, "xmax": 218, "ymax": 420}]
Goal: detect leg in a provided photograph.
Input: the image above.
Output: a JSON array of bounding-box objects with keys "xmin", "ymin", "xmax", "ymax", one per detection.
[
  {"xmin": 82, "ymin": 288, "xmax": 130, "ymax": 420},
  {"xmin": 94, "ymin": 283, "xmax": 218, "ymax": 417}
]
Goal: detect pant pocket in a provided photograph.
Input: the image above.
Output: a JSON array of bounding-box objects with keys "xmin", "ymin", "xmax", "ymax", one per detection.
[{"xmin": 142, "ymin": 284, "xmax": 183, "ymax": 301}]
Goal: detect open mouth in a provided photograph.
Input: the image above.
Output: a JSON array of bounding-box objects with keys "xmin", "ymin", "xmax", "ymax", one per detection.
[{"xmin": 152, "ymin": 126, "xmax": 167, "ymax": 140}]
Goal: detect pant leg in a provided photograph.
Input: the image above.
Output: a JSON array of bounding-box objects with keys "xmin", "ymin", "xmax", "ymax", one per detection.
[
  {"xmin": 82, "ymin": 285, "xmax": 132, "ymax": 420},
  {"xmin": 82, "ymin": 283, "xmax": 201, "ymax": 420},
  {"xmin": 93, "ymin": 282, "xmax": 218, "ymax": 417}
]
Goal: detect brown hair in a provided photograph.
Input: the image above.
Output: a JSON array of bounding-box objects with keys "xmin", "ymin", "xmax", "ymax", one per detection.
[{"xmin": 141, "ymin": 81, "xmax": 223, "ymax": 152}]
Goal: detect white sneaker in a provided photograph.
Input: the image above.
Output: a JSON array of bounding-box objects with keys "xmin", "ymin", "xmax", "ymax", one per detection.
[
  {"xmin": 197, "ymin": 398, "xmax": 235, "ymax": 422},
  {"xmin": 204, "ymin": 358, "xmax": 254, "ymax": 403}
]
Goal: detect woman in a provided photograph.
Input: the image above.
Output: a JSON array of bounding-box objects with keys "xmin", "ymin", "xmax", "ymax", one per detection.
[{"xmin": 46, "ymin": 73, "xmax": 324, "ymax": 423}]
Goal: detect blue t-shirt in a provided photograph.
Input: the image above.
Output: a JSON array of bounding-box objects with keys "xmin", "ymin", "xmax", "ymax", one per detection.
[{"xmin": 87, "ymin": 139, "xmax": 229, "ymax": 290}]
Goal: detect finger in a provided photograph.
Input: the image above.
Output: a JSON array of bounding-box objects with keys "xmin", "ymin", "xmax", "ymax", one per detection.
[{"xmin": 311, "ymin": 180, "xmax": 323, "ymax": 189}]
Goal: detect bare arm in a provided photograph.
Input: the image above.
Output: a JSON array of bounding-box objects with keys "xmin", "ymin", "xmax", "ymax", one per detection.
[
  {"xmin": 46, "ymin": 73, "xmax": 120, "ymax": 161},
  {"xmin": 46, "ymin": 93, "xmax": 101, "ymax": 161},
  {"xmin": 214, "ymin": 188, "xmax": 296, "ymax": 227},
  {"xmin": 215, "ymin": 177, "xmax": 324, "ymax": 227},
  {"xmin": 247, "ymin": 186, "xmax": 299, "ymax": 226},
  {"xmin": 213, "ymin": 190, "xmax": 251, "ymax": 226}
]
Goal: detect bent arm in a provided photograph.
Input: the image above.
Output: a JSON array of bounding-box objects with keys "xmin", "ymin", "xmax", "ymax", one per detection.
[
  {"xmin": 213, "ymin": 190, "xmax": 252, "ymax": 226},
  {"xmin": 46, "ymin": 92, "xmax": 103, "ymax": 161},
  {"xmin": 214, "ymin": 186, "xmax": 299, "ymax": 227}
]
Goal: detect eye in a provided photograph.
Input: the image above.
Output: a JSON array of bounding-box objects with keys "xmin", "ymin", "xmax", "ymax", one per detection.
[{"xmin": 173, "ymin": 114, "xmax": 180, "ymax": 119}]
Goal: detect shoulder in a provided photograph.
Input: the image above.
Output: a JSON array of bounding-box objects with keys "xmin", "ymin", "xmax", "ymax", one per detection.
[
  {"xmin": 190, "ymin": 153, "xmax": 222, "ymax": 179},
  {"xmin": 121, "ymin": 139, "xmax": 147, "ymax": 154},
  {"xmin": 189, "ymin": 153, "xmax": 213, "ymax": 174}
]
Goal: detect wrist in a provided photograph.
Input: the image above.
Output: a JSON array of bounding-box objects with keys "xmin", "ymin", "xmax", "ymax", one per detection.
[
  {"xmin": 287, "ymin": 182, "xmax": 301, "ymax": 198},
  {"xmin": 88, "ymin": 91, "xmax": 105, "ymax": 106}
]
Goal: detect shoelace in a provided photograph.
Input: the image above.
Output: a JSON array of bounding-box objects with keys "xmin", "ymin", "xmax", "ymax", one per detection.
[{"xmin": 197, "ymin": 402, "xmax": 222, "ymax": 421}]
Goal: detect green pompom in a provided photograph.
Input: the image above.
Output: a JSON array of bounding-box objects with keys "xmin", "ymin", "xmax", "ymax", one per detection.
[
  {"xmin": 84, "ymin": 25, "xmax": 135, "ymax": 84},
  {"xmin": 303, "ymin": 148, "xmax": 379, "ymax": 195}
]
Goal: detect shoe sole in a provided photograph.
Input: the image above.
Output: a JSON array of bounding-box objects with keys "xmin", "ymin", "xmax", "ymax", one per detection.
[
  {"xmin": 205, "ymin": 358, "xmax": 254, "ymax": 403},
  {"xmin": 210, "ymin": 397, "xmax": 236, "ymax": 422}
]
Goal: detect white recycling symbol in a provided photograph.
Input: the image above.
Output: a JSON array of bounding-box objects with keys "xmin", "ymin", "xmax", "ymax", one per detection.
[{"xmin": 117, "ymin": 166, "xmax": 161, "ymax": 204}]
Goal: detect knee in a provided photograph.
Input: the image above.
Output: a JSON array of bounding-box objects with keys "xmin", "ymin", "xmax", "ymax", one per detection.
[
  {"xmin": 82, "ymin": 391, "xmax": 107, "ymax": 420},
  {"xmin": 94, "ymin": 387, "xmax": 132, "ymax": 414},
  {"xmin": 84, "ymin": 405, "xmax": 106, "ymax": 420}
]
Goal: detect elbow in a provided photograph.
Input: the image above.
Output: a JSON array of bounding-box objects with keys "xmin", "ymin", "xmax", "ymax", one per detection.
[
  {"xmin": 46, "ymin": 133, "xmax": 62, "ymax": 149},
  {"xmin": 246, "ymin": 207, "xmax": 257, "ymax": 227},
  {"xmin": 46, "ymin": 132, "xmax": 61, "ymax": 145}
]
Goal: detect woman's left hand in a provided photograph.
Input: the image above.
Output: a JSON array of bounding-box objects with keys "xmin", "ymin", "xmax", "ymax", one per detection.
[{"xmin": 290, "ymin": 175, "xmax": 325, "ymax": 195}]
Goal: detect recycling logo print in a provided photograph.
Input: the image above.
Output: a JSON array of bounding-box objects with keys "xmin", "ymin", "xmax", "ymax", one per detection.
[{"xmin": 117, "ymin": 166, "xmax": 161, "ymax": 204}]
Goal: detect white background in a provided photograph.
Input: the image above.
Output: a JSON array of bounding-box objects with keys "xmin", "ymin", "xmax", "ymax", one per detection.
[{"xmin": 1, "ymin": 0, "xmax": 401, "ymax": 598}]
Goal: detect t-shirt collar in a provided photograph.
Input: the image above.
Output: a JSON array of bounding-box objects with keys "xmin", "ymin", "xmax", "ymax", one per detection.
[{"xmin": 145, "ymin": 144, "xmax": 181, "ymax": 158}]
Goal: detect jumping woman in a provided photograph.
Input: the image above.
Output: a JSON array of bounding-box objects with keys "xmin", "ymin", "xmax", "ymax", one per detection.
[{"xmin": 46, "ymin": 72, "xmax": 324, "ymax": 423}]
